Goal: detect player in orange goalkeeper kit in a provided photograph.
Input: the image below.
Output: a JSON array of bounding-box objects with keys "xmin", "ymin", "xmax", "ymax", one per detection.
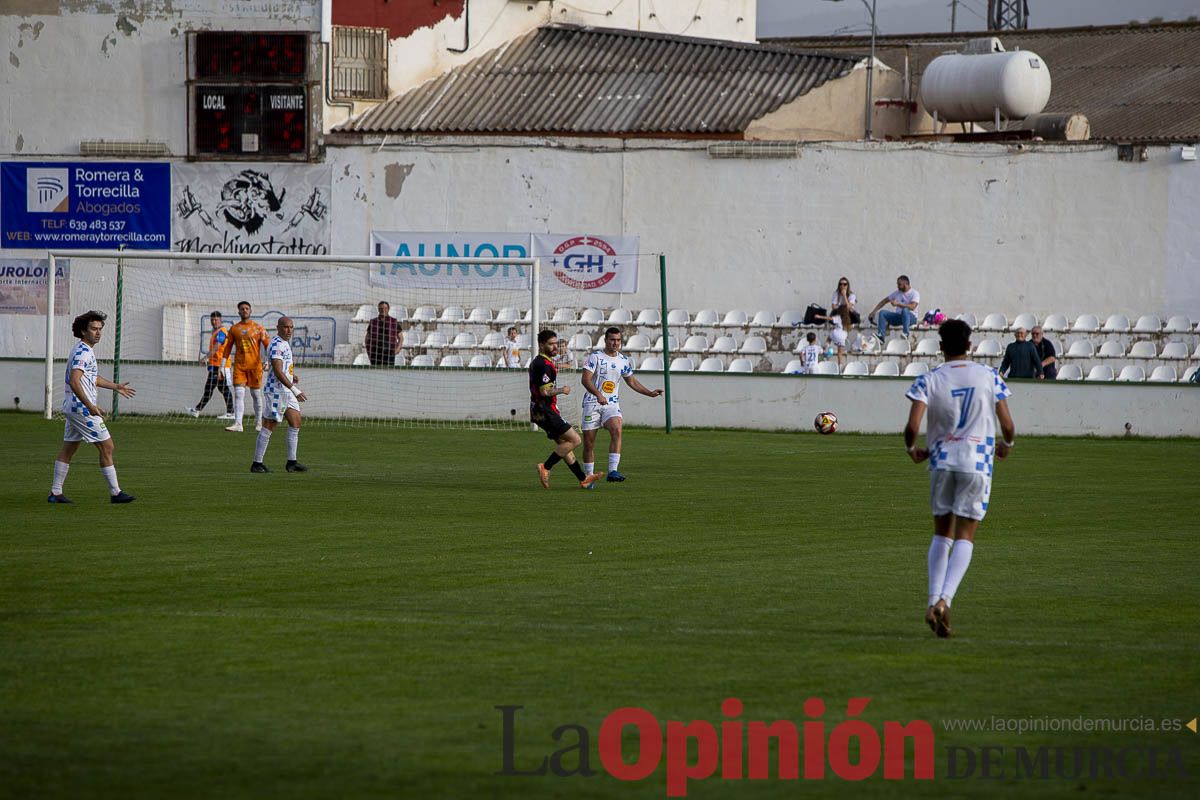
[{"xmin": 219, "ymin": 300, "xmax": 270, "ymax": 432}]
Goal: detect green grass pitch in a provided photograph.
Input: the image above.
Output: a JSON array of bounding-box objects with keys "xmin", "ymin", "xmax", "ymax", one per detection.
[{"xmin": 1, "ymin": 412, "xmax": 1197, "ymax": 798}]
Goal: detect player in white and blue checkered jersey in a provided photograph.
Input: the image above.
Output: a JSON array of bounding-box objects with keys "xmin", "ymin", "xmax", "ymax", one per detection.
[
  {"xmin": 48, "ymin": 310, "xmax": 137, "ymax": 504},
  {"xmin": 903, "ymin": 318, "xmax": 1016, "ymax": 639},
  {"xmin": 250, "ymin": 316, "xmax": 308, "ymax": 474}
]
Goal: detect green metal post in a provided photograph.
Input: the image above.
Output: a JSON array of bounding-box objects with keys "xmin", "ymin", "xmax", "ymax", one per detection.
[
  {"xmin": 112, "ymin": 250, "xmax": 124, "ymax": 419},
  {"xmin": 658, "ymin": 254, "xmax": 672, "ymax": 434}
]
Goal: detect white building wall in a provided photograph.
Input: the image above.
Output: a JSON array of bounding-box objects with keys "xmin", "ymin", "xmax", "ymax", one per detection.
[{"xmin": 328, "ymin": 139, "xmax": 1200, "ymax": 320}]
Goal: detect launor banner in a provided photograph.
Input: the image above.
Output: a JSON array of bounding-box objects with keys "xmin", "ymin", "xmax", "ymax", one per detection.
[
  {"xmin": 1, "ymin": 161, "xmax": 170, "ymax": 250},
  {"xmin": 172, "ymin": 163, "xmax": 330, "ymax": 256},
  {"xmin": 533, "ymin": 233, "xmax": 639, "ymax": 294},
  {"xmin": 0, "ymin": 258, "xmax": 69, "ymax": 315},
  {"xmin": 369, "ymin": 231, "xmax": 532, "ymax": 289}
]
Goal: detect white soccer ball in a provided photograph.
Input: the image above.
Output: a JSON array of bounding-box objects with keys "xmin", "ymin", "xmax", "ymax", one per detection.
[{"xmin": 814, "ymin": 411, "xmax": 838, "ymax": 435}]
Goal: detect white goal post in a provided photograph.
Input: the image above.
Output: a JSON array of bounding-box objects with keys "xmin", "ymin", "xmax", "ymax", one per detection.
[{"xmin": 42, "ymin": 250, "xmax": 544, "ymax": 426}]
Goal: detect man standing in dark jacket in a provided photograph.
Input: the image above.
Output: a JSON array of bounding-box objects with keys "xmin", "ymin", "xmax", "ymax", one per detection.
[
  {"xmin": 999, "ymin": 328, "xmax": 1043, "ymax": 379},
  {"xmin": 365, "ymin": 301, "xmax": 400, "ymax": 366},
  {"xmin": 1030, "ymin": 326, "xmax": 1057, "ymax": 380}
]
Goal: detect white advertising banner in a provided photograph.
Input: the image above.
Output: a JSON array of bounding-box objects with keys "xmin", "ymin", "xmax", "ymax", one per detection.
[
  {"xmin": 533, "ymin": 233, "xmax": 639, "ymax": 294},
  {"xmin": 172, "ymin": 163, "xmax": 330, "ymax": 257},
  {"xmin": 369, "ymin": 231, "xmax": 532, "ymax": 289}
]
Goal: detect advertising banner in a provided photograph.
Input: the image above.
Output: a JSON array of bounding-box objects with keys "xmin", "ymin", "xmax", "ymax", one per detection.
[
  {"xmin": 0, "ymin": 258, "xmax": 69, "ymax": 315},
  {"xmin": 172, "ymin": 163, "xmax": 330, "ymax": 257},
  {"xmin": 369, "ymin": 231, "xmax": 531, "ymax": 289},
  {"xmin": 1, "ymin": 162, "xmax": 170, "ymax": 250},
  {"xmin": 533, "ymin": 234, "xmax": 639, "ymax": 294}
]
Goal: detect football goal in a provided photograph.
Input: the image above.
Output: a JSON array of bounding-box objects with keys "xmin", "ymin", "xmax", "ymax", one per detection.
[{"xmin": 39, "ymin": 249, "xmax": 669, "ymax": 430}]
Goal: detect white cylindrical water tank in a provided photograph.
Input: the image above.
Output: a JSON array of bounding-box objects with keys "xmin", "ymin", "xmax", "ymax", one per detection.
[{"xmin": 920, "ymin": 51, "xmax": 1051, "ymax": 122}]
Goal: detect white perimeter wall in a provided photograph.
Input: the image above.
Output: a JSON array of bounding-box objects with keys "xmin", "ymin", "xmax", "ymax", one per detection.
[
  {"xmin": 3, "ymin": 359, "xmax": 1198, "ymax": 438},
  {"xmin": 326, "ymin": 139, "xmax": 1200, "ymax": 322}
]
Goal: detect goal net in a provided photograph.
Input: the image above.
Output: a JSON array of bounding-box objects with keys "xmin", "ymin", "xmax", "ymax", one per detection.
[{"xmin": 38, "ymin": 250, "xmax": 665, "ymax": 430}]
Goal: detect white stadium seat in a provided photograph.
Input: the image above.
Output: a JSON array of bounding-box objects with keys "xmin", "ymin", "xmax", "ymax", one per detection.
[
  {"xmin": 978, "ymin": 313, "xmax": 1008, "ymax": 332},
  {"xmin": 842, "ymin": 361, "xmax": 869, "ymax": 376},
  {"xmin": 1160, "ymin": 341, "xmax": 1189, "ymax": 360},
  {"xmin": 698, "ymin": 357, "xmax": 725, "ymax": 372},
  {"xmin": 410, "ymin": 354, "xmax": 434, "ymax": 367},
  {"xmin": 727, "ymin": 358, "xmax": 754, "ymax": 373},
  {"xmin": 750, "ymin": 310, "xmax": 776, "ymax": 328},
  {"xmin": 1009, "ymin": 313, "xmax": 1038, "ymax": 332},
  {"xmin": 438, "ymin": 306, "xmax": 465, "ymax": 323},
  {"xmin": 635, "ymin": 308, "xmax": 662, "ymax": 327},
  {"xmin": 411, "ymin": 306, "xmax": 438, "ymax": 323},
  {"xmin": 1097, "ymin": 341, "xmax": 1125, "ymax": 358},
  {"xmin": 650, "ymin": 336, "xmax": 665, "ymax": 353},
  {"xmin": 466, "ymin": 306, "xmax": 493, "ymax": 324},
  {"xmin": 1182, "ymin": 366, "xmax": 1199, "ymax": 383},
  {"xmin": 467, "ymin": 354, "xmax": 493, "ymax": 368},
  {"xmin": 579, "ymin": 308, "xmax": 605, "ymax": 325},
  {"xmin": 1149, "ymin": 365, "xmax": 1177, "ymax": 383},
  {"xmin": 955, "ymin": 312, "xmax": 977, "ymax": 328},
  {"xmin": 1042, "ymin": 313, "xmax": 1070, "ymax": 333},
  {"xmin": 352, "ymin": 353, "xmax": 371, "ymax": 366},
  {"xmin": 719, "ymin": 309, "xmax": 748, "ymax": 327},
  {"xmin": 1063, "ymin": 340, "xmax": 1094, "ymax": 359},
  {"xmin": 516, "ymin": 334, "xmax": 531, "ymax": 349},
  {"xmin": 709, "ymin": 335, "xmax": 739, "ymax": 354},
  {"xmin": 567, "ymin": 333, "xmax": 593, "ymax": 352},
  {"xmin": 680, "ymin": 335, "xmax": 709, "ymax": 354},
  {"xmin": 1127, "ymin": 341, "xmax": 1157, "ymax": 359},
  {"xmin": 352, "ymin": 304, "xmax": 374, "ymax": 322},
  {"xmin": 903, "ymin": 362, "xmax": 930, "ymax": 377},
  {"xmin": 606, "ymin": 308, "xmax": 633, "ymax": 325},
  {"xmin": 973, "ymin": 339, "xmax": 1003, "ymax": 357},
  {"xmin": 494, "ymin": 307, "xmax": 521, "ymax": 324},
  {"xmin": 1116, "ymin": 365, "xmax": 1145, "ymax": 382},
  {"xmin": 872, "ymin": 361, "xmax": 901, "ymax": 377},
  {"xmin": 624, "ymin": 333, "xmax": 651, "ymax": 352},
  {"xmin": 666, "ymin": 308, "xmax": 691, "ymax": 326},
  {"xmin": 388, "ymin": 306, "xmax": 409, "ymax": 322},
  {"xmin": 1071, "ymin": 314, "xmax": 1100, "ymax": 333},
  {"xmin": 669, "ymin": 356, "xmax": 695, "ymax": 372},
  {"xmin": 480, "ymin": 332, "xmax": 505, "ymax": 349},
  {"xmin": 393, "ymin": 354, "xmax": 406, "ymax": 367},
  {"xmin": 1085, "ymin": 364, "xmax": 1114, "ymax": 382},
  {"xmin": 914, "ymin": 337, "xmax": 941, "ymax": 356},
  {"xmin": 782, "ymin": 359, "xmax": 804, "ymax": 374},
  {"xmin": 438, "ymin": 354, "xmax": 464, "ymax": 368},
  {"xmin": 774, "ymin": 310, "xmax": 805, "ymax": 328},
  {"xmin": 550, "ymin": 307, "xmax": 577, "ymax": 323},
  {"xmin": 739, "ymin": 336, "xmax": 768, "ymax": 355},
  {"xmin": 401, "ymin": 330, "xmax": 422, "ymax": 348},
  {"xmin": 884, "ymin": 337, "xmax": 910, "ymax": 356},
  {"xmin": 691, "ymin": 309, "xmax": 720, "ymax": 327},
  {"xmin": 640, "ymin": 356, "xmax": 664, "ymax": 371},
  {"xmin": 421, "ymin": 331, "xmax": 448, "ymax": 349},
  {"xmin": 1101, "ymin": 314, "xmax": 1130, "ymax": 333},
  {"xmin": 1163, "ymin": 315, "xmax": 1193, "ymax": 334},
  {"xmin": 448, "ymin": 332, "xmax": 478, "ymax": 349},
  {"xmin": 1131, "ymin": 314, "xmax": 1161, "ymax": 333},
  {"xmin": 814, "ymin": 361, "xmax": 840, "ymax": 375},
  {"xmin": 1057, "ymin": 364, "xmax": 1083, "ymax": 381}
]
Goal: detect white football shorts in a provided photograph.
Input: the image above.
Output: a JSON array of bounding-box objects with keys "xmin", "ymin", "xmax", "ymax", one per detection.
[
  {"xmin": 929, "ymin": 470, "xmax": 991, "ymax": 521},
  {"xmin": 581, "ymin": 401, "xmax": 622, "ymax": 431},
  {"xmin": 830, "ymin": 328, "xmax": 847, "ymax": 348},
  {"xmin": 264, "ymin": 390, "xmax": 300, "ymax": 423},
  {"xmin": 63, "ymin": 411, "xmax": 111, "ymax": 444}
]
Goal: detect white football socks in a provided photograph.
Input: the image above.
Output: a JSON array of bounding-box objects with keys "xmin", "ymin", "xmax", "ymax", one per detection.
[
  {"xmin": 100, "ymin": 465, "xmax": 121, "ymax": 496},
  {"xmin": 233, "ymin": 386, "xmax": 246, "ymax": 420},
  {"xmin": 582, "ymin": 462, "xmax": 594, "ymax": 476},
  {"xmin": 51, "ymin": 460, "xmax": 70, "ymax": 494},
  {"xmin": 939, "ymin": 540, "xmax": 976, "ymax": 607},
  {"xmin": 286, "ymin": 427, "xmax": 299, "ymax": 461},
  {"xmin": 254, "ymin": 428, "xmax": 272, "ymax": 463},
  {"xmin": 251, "ymin": 388, "xmax": 264, "ymax": 423},
  {"xmin": 608, "ymin": 453, "xmax": 621, "ymax": 472},
  {"xmin": 927, "ymin": 535, "xmax": 953, "ymax": 607}
]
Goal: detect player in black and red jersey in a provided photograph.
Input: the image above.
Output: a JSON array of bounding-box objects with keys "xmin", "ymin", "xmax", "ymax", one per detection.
[{"xmin": 530, "ymin": 329, "xmax": 603, "ymax": 490}]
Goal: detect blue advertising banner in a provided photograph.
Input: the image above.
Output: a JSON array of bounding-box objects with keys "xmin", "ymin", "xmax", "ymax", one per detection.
[{"xmin": 2, "ymin": 162, "xmax": 171, "ymax": 250}]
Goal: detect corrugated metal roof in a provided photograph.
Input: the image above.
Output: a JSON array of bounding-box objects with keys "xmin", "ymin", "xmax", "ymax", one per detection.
[
  {"xmin": 335, "ymin": 25, "xmax": 857, "ymax": 136},
  {"xmin": 766, "ymin": 22, "xmax": 1200, "ymax": 142}
]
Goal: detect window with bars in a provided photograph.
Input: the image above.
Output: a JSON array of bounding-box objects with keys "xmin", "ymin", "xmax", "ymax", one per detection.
[{"xmin": 332, "ymin": 26, "xmax": 388, "ymax": 101}]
